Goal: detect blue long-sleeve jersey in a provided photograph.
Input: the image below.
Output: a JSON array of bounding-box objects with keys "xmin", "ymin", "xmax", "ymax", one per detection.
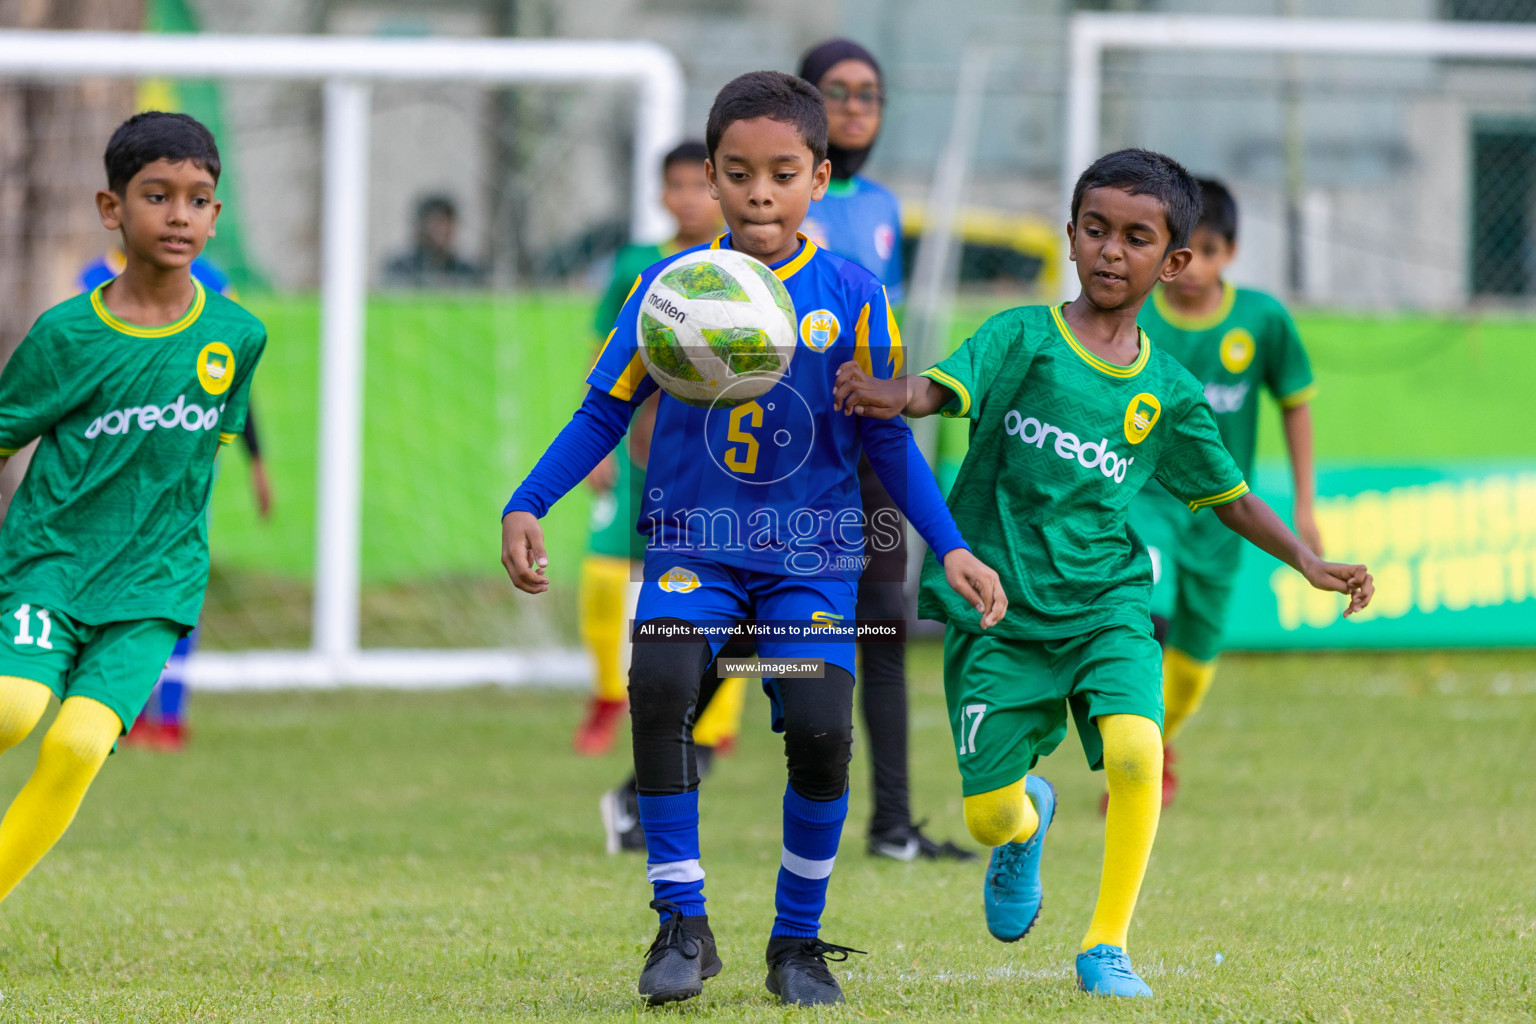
[
  {"xmin": 506, "ymin": 232, "xmax": 964, "ymax": 581},
  {"xmin": 802, "ymin": 176, "xmax": 904, "ymax": 304}
]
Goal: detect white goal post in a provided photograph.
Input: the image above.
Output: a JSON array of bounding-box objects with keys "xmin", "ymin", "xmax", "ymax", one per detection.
[
  {"xmin": 1062, "ymin": 12, "xmax": 1536, "ymax": 301},
  {"xmin": 0, "ymin": 30, "xmax": 684, "ymax": 689}
]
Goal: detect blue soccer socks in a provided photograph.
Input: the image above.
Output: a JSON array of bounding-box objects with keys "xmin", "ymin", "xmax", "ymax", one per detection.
[
  {"xmin": 772, "ymin": 785, "xmax": 849, "ymax": 938},
  {"xmin": 638, "ymin": 791, "xmax": 705, "ymax": 919}
]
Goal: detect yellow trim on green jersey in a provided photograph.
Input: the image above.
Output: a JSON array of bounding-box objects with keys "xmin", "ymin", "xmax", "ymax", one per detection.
[
  {"xmin": 0, "ymin": 447, "xmax": 18, "ymax": 458},
  {"xmin": 218, "ymin": 432, "xmax": 237, "ymax": 446},
  {"xmin": 1051, "ymin": 304, "xmax": 1150, "ymax": 379},
  {"xmin": 1151, "ymin": 281, "xmax": 1237, "ymax": 332},
  {"xmin": 90, "ymin": 278, "xmax": 206, "ymax": 338},
  {"xmin": 921, "ymin": 366, "xmax": 971, "ymax": 418},
  {"xmin": 710, "ymin": 232, "xmax": 818, "ymax": 282},
  {"xmin": 884, "ymin": 288, "xmax": 904, "ymax": 375},
  {"xmin": 1186, "ymin": 480, "xmax": 1249, "ymax": 513},
  {"xmin": 1278, "ymin": 382, "xmax": 1318, "ymax": 408}
]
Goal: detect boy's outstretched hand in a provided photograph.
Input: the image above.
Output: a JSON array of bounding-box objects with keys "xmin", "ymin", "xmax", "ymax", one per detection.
[
  {"xmin": 943, "ymin": 548, "xmax": 1008, "ymax": 629},
  {"xmin": 1302, "ymin": 556, "xmax": 1374, "ymax": 617},
  {"xmin": 833, "ymin": 362, "xmax": 908, "ymax": 419},
  {"xmin": 501, "ymin": 510, "xmax": 550, "ymax": 594}
]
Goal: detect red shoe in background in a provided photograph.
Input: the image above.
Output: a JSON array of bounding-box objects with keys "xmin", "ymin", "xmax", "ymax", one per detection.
[
  {"xmin": 121, "ymin": 717, "xmax": 160, "ymax": 748},
  {"xmin": 573, "ymin": 698, "xmax": 627, "ymax": 757},
  {"xmin": 1161, "ymin": 746, "xmax": 1179, "ymax": 807},
  {"xmin": 153, "ymin": 721, "xmax": 187, "ymax": 753}
]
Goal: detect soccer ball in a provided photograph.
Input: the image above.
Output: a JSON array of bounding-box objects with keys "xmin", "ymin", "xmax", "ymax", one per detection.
[{"xmin": 636, "ymin": 248, "xmax": 797, "ymax": 408}]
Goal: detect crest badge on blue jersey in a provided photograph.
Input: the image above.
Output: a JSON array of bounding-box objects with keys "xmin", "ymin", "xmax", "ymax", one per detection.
[{"xmin": 798, "ymin": 309, "xmax": 840, "ymax": 353}]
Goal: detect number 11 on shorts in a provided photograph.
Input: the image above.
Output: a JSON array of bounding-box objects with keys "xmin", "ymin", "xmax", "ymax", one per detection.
[
  {"xmin": 11, "ymin": 604, "xmax": 53, "ymax": 650},
  {"xmin": 959, "ymin": 703, "xmax": 986, "ymax": 756}
]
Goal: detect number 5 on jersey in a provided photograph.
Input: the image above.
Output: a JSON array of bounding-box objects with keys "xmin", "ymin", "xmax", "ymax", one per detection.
[
  {"xmin": 724, "ymin": 401, "xmax": 762, "ymax": 475},
  {"xmin": 959, "ymin": 702, "xmax": 986, "ymax": 756},
  {"xmin": 11, "ymin": 604, "xmax": 54, "ymax": 650}
]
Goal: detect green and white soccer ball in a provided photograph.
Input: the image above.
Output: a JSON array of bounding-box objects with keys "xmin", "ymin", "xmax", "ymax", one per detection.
[{"xmin": 637, "ymin": 248, "xmax": 797, "ymax": 408}]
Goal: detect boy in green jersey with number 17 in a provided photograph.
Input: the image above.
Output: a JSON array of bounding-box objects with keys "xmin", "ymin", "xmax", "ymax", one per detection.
[
  {"xmin": 1133, "ymin": 177, "xmax": 1319, "ymax": 804},
  {"xmin": 833, "ymin": 149, "xmax": 1372, "ymax": 997},
  {"xmin": 0, "ymin": 112, "xmax": 265, "ymax": 908}
]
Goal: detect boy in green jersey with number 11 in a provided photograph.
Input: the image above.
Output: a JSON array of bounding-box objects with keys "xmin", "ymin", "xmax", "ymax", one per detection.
[
  {"xmin": 0, "ymin": 112, "xmax": 265, "ymax": 908},
  {"xmin": 833, "ymin": 149, "xmax": 1372, "ymax": 997}
]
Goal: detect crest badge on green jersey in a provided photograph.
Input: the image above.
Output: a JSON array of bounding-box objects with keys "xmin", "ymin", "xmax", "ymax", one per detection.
[
  {"xmin": 1219, "ymin": 329, "xmax": 1256, "ymax": 373},
  {"xmin": 197, "ymin": 342, "xmax": 236, "ymax": 396},
  {"xmin": 1123, "ymin": 393, "xmax": 1161, "ymax": 445}
]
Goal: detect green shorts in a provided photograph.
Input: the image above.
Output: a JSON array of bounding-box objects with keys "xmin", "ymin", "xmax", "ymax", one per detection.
[
  {"xmin": 0, "ymin": 596, "xmax": 183, "ymax": 733},
  {"xmin": 943, "ymin": 623, "xmax": 1163, "ymax": 796},
  {"xmin": 1132, "ymin": 490, "xmax": 1242, "ymax": 663}
]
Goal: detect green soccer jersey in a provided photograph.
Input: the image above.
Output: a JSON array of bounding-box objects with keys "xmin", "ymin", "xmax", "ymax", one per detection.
[
  {"xmin": 586, "ymin": 242, "xmax": 672, "ymax": 562},
  {"xmin": 1139, "ymin": 282, "xmax": 1315, "ymax": 479},
  {"xmin": 593, "ymin": 242, "xmax": 670, "ymax": 339},
  {"xmin": 587, "ymin": 443, "xmax": 648, "ymax": 561},
  {"xmin": 916, "ymin": 304, "xmax": 1247, "ymax": 639},
  {"xmin": 0, "ymin": 280, "xmax": 267, "ymax": 627}
]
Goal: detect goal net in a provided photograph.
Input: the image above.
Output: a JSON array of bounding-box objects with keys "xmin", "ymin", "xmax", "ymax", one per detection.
[{"xmin": 0, "ymin": 28, "xmax": 682, "ymax": 688}]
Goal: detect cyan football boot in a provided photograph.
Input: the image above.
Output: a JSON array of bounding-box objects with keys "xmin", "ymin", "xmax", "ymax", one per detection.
[
  {"xmin": 1075, "ymin": 943, "xmax": 1153, "ymax": 997},
  {"xmin": 983, "ymin": 774, "xmax": 1056, "ymax": 942}
]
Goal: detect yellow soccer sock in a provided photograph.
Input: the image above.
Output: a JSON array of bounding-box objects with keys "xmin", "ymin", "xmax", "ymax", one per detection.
[
  {"xmin": 692, "ymin": 675, "xmax": 747, "ymax": 749},
  {"xmin": 0, "ymin": 696, "xmax": 122, "ymax": 905},
  {"xmin": 0, "ymin": 678, "xmax": 51, "ymax": 755},
  {"xmin": 578, "ymin": 556, "xmax": 631, "ymax": 703},
  {"xmin": 962, "ymin": 777, "xmax": 1040, "ymax": 847},
  {"xmin": 1161, "ymin": 649, "xmax": 1217, "ymax": 744},
  {"xmin": 1081, "ymin": 714, "xmax": 1163, "ymax": 952}
]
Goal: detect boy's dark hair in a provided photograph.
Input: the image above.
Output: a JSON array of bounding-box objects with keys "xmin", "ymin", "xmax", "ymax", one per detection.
[
  {"xmin": 104, "ymin": 111, "xmax": 221, "ymax": 195},
  {"xmin": 1194, "ymin": 177, "xmax": 1238, "ymax": 244},
  {"xmin": 417, "ymin": 194, "xmax": 458, "ymax": 221},
  {"xmin": 705, "ymin": 71, "xmax": 828, "ymax": 166},
  {"xmin": 1070, "ymin": 148, "xmax": 1201, "ymax": 251},
  {"xmin": 663, "ymin": 140, "xmax": 709, "ymax": 171}
]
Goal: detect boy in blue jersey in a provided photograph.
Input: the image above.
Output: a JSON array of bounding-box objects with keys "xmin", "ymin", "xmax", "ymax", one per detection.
[
  {"xmin": 799, "ymin": 40, "xmax": 903, "ymax": 300},
  {"xmin": 501, "ymin": 71, "xmax": 1005, "ymax": 1008}
]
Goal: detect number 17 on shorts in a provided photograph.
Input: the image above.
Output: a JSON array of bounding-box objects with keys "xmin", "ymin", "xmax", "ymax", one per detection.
[{"xmin": 959, "ymin": 703, "xmax": 987, "ymax": 756}]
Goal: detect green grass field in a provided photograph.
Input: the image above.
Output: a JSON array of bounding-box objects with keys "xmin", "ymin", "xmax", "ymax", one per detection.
[
  {"xmin": 200, "ymin": 293, "xmax": 1536, "ymax": 649},
  {"xmin": 0, "ymin": 644, "xmax": 1529, "ymax": 1021}
]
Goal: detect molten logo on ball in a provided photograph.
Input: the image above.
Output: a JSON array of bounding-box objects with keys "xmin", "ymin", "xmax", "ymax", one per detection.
[{"xmin": 637, "ymin": 249, "xmax": 797, "ymax": 408}]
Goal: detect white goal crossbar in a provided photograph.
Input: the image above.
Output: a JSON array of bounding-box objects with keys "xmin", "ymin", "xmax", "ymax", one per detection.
[
  {"xmin": 1063, "ymin": 13, "xmax": 1536, "ymax": 300},
  {"xmin": 0, "ymin": 30, "xmax": 684, "ymax": 689}
]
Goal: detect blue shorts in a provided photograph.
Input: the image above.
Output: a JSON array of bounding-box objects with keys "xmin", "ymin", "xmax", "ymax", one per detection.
[{"xmin": 636, "ymin": 553, "xmax": 859, "ymax": 728}]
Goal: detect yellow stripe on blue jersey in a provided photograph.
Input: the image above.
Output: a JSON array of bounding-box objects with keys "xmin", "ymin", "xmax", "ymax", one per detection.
[
  {"xmin": 853, "ymin": 302, "xmax": 873, "ymax": 376},
  {"xmin": 710, "ymin": 232, "xmax": 819, "ymax": 282},
  {"xmin": 590, "ymin": 275, "xmax": 647, "ymax": 400},
  {"xmin": 884, "ymin": 287, "xmax": 904, "ymax": 375}
]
